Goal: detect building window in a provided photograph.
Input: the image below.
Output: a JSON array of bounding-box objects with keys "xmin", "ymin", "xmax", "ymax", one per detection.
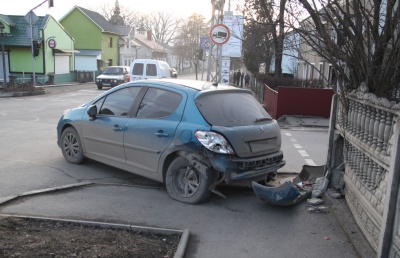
[
  {"xmin": 108, "ymin": 37, "xmax": 113, "ymax": 48},
  {"xmin": 318, "ymin": 62, "xmax": 324, "ymax": 80},
  {"xmin": 108, "ymin": 59, "xmax": 113, "ymax": 66},
  {"xmin": 309, "ymin": 63, "xmax": 315, "ymax": 79},
  {"xmin": 303, "ymin": 63, "xmax": 307, "ymax": 79}
]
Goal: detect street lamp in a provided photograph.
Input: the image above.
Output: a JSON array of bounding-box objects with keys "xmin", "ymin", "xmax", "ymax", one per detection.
[{"xmin": 0, "ymin": 22, "xmax": 7, "ymax": 88}]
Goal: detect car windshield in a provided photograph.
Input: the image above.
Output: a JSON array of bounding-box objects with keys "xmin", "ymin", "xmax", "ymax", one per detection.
[
  {"xmin": 195, "ymin": 92, "xmax": 272, "ymax": 126},
  {"xmin": 103, "ymin": 67, "xmax": 123, "ymax": 75}
]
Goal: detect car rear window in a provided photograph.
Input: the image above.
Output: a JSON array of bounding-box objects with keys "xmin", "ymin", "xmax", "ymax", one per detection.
[
  {"xmin": 132, "ymin": 63, "xmax": 144, "ymax": 75},
  {"xmin": 195, "ymin": 92, "xmax": 272, "ymax": 126},
  {"xmin": 146, "ymin": 64, "xmax": 157, "ymax": 76}
]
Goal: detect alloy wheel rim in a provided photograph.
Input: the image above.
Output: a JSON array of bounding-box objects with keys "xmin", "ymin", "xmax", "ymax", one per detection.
[
  {"xmin": 173, "ymin": 166, "xmax": 200, "ymax": 198},
  {"xmin": 63, "ymin": 133, "xmax": 80, "ymax": 159}
]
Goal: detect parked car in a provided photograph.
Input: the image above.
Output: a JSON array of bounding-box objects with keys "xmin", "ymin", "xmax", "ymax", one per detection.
[
  {"xmin": 57, "ymin": 79, "xmax": 285, "ymax": 204},
  {"xmin": 95, "ymin": 66, "xmax": 130, "ymax": 90},
  {"xmin": 129, "ymin": 59, "xmax": 171, "ymax": 81},
  {"xmin": 170, "ymin": 68, "xmax": 178, "ymax": 78}
]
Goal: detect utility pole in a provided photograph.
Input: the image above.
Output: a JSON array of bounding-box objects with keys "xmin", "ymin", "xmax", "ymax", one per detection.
[
  {"xmin": 0, "ymin": 23, "xmax": 7, "ymax": 88},
  {"xmin": 207, "ymin": 0, "xmax": 225, "ymax": 82},
  {"xmin": 27, "ymin": 0, "xmax": 54, "ymax": 87}
]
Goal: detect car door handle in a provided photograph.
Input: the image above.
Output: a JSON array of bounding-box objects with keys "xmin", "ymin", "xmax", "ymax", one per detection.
[
  {"xmin": 155, "ymin": 131, "xmax": 169, "ymax": 137},
  {"xmin": 112, "ymin": 125, "xmax": 124, "ymax": 132}
]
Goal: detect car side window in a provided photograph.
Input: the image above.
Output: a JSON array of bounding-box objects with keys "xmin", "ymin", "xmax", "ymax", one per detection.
[
  {"xmin": 146, "ymin": 64, "xmax": 157, "ymax": 76},
  {"xmin": 98, "ymin": 87, "xmax": 140, "ymax": 116},
  {"xmin": 137, "ymin": 88, "xmax": 182, "ymax": 119},
  {"xmin": 132, "ymin": 63, "xmax": 143, "ymax": 75}
]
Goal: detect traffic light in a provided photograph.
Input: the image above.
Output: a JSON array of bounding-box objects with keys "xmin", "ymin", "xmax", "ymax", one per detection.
[
  {"xmin": 197, "ymin": 49, "xmax": 204, "ymax": 61},
  {"xmin": 48, "ymin": 0, "xmax": 54, "ymax": 8},
  {"xmin": 33, "ymin": 40, "xmax": 40, "ymax": 57}
]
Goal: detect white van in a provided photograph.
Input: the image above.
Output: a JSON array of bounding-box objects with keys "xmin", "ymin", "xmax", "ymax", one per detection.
[{"xmin": 129, "ymin": 59, "xmax": 171, "ymax": 81}]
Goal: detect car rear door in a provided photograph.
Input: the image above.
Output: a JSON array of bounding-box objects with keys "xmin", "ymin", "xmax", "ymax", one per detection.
[{"xmin": 123, "ymin": 86, "xmax": 185, "ymax": 174}]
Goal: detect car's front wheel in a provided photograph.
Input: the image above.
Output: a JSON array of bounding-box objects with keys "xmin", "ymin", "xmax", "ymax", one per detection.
[
  {"xmin": 60, "ymin": 127, "xmax": 86, "ymax": 164},
  {"xmin": 166, "ymin": 156, "xmax": 214, "ymax": 204},
  {"xmin": 97, "ymin": 85, "xmax": 102, "ymax": 90}
]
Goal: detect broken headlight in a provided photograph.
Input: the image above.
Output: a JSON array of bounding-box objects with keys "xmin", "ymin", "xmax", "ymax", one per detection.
[{"xmin": 195, "ymin": 131, "xmax": 235, "ymax": 154}]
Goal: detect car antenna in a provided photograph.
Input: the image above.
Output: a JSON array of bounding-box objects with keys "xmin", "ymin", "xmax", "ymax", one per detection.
[{"xmin": 212, "ymin": 76, "xmax": 223, "ymax": 87}]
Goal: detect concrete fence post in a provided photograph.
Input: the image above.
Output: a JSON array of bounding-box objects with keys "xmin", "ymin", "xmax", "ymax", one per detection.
[{"xmin": 378, "ymin": 117, "xmax": 400, "ymax": 257}]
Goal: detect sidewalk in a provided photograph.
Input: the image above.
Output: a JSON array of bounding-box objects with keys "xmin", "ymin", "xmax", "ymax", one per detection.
[
  {"xmin": 277, "ymin": 115, "xmax": 330, "ymax": 128},
  {"xmin": 0, "ymin": 82, "xmax": 87, "ymax": 98}
]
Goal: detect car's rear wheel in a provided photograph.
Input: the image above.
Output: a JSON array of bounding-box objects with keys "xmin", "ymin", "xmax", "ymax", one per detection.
[
  {"xmin": 61, "ymin": 127, "xmax": 86, "ymax": 164},
  {"xmin": 166, "ymin": 156, "xmax": 214, "ymax": 204}
]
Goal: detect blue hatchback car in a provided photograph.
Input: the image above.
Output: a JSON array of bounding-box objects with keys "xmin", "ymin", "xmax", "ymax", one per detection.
[{"xmin": 57, "ymin": 79, "xmax": 285, "ymax": 204}]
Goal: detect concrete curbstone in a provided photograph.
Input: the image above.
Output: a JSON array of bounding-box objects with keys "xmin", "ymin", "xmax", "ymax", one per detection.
[
  {"xmin": 0, "ymin": 214, "xmax": 189, "ymax": 258},
  {"xmin": 0, "ymin": 181, "xmax": 93, "ymax": 206}
]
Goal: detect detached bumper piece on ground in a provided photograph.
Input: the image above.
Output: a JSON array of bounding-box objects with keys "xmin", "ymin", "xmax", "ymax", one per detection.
[{"xmin": 252, "ymin": 165, "xmax": 325, "ymax": 206}]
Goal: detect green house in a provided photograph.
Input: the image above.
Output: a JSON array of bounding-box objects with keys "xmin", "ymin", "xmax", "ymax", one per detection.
[
  {"xmin": 0, "ymin": 14, "xmax": 75, "ymax": 85},
  {"xmin": 59, "ymin": 6, "xmax": 121, "ymax": 72}
]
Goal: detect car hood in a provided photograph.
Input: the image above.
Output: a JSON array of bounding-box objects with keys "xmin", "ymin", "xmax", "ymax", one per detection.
[
  {"xmin": 97, "ymin": 74, "xmax": 124, "ymax": 79},
  {"xmin": 211, "ymin": 121, "xmax": 282, "ymax": 158}
]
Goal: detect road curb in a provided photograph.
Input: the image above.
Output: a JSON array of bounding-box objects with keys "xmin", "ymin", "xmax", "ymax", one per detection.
[
  {"xmin": 0, "ymin": 181, "xmax": 93, "ymax": 206},
  {"xmin": 0, "ymin": 214, "xmax": 189, "ymax": 258},
  {"xmin": 0, "ymin": 82, "xmax": 95, "ymax": 98},
  {"xmin": 0, "ymin": 89, "xmax": 45, "ymax": 98}
]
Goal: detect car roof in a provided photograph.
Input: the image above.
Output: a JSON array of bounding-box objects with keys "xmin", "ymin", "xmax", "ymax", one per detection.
[
  {"xmin": 107, "ymin": 66, "xmax": 130, "ymax": 69},
  {"xmin": 140, "ymin": 79, "xmax": 245, "ymax": 92}
]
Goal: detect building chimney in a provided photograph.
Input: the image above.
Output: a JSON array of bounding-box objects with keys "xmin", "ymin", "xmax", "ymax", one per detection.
[{"xmin": 147, "ymin": 30, "xmax": 152, "ymax": 41}]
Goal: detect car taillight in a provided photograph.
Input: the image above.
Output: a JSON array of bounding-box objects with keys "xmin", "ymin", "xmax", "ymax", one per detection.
[{"xmin": 195, "ymin": 131, "xmax": 235, "ymax": 154}]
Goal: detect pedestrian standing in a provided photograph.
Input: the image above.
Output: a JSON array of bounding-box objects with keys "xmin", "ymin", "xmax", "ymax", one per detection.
[
  {"xmin": 240, "ymin": 73, "xmax": 244, "ymax": 87},
  {"xmin": 244, "ymin": 73, "xmax": 250, "ymax": 87},
  {"xmin": 233, "ymin": 71, "xmax": 237, "ymax": 85},
  {"xmin": 236, "ymin": 70, "xmax": 241, "ymax": 86}
]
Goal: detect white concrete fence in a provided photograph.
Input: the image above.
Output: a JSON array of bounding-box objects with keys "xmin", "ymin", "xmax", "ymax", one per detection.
[{"xmin": 327, "ymin": 87, "xmax": 400, "ymax": 257}]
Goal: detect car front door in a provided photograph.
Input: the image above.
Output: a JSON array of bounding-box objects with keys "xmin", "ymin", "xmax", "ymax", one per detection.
[
  {"xmin": 82, "ymin": 87, "xmax": 141, "ymax": 166},
  {"xmin": 123, "ymin": 87, "xmax": 184, "ymax": 174}
]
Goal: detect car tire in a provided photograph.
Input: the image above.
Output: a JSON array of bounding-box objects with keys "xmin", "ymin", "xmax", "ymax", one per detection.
[
  {"xmin": 166, "ymin": 156, "xmax": 214, "ymax": 204},
  {"xmin": 97, "ymin": 85, "xmax": 102, "ymax": 90},
  {"xmin": 60, "ymin": 127, "xmax": 86, "ymax": 164}
]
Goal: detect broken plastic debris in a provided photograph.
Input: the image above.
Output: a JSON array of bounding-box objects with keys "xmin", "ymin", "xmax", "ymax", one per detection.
[
  {"xmin": 252, "ymin": 165, "xmax": 325, "ymax": 206},
  {"xmin": 307, "ymin": 198, "xmax": 324, "ymax": 205},
  {"xmin": 330, "ymin": 193, "xmax": 342, "ymax": 199},
  {"xmin": 307, "ymin": 206, "xmax": 329, "ymax": 213},
  {"xmin": 325, "ymin": 237, "xmax": 331, "ymax": 240},
  {"xmin": 311, "ymin": 177, "xmax": 329, "ymax": 198}
]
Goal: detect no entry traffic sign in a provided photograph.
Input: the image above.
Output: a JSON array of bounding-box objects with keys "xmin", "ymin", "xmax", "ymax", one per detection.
[{"xmin": 209, "ymin": 24, "xmax": 230, "ymax": 45}]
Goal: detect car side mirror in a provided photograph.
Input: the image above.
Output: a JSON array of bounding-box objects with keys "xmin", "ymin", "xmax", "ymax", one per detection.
[{"xmin": 87, "ymin": 105, "xmax": 97, "ymax": 121}]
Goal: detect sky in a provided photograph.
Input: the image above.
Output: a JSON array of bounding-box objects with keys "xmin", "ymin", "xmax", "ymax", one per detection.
[{"xmin": 1, "ymin": 0, "xmax": 243, "ymax": 21}]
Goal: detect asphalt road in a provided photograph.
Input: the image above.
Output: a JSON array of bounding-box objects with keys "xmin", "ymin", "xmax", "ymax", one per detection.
[
  {"xmin": 279, "ymin": 128, "xmax": 329, "ymax": 173},
  {"xmin": 0, "ymin": 82, "xmax": 362, "ymax": 257}
]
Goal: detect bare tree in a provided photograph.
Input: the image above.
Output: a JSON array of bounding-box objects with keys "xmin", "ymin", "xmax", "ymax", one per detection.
[
  {"xmin": 242, "ymin": 0, "xmax": 288, "ymax": 77},
  {"xmin": 98, "ymin": 1, "xmax": 141, "ymax": 27},
  {"xmin": 175, "ymin": 14, "xmax": 208, "ymax": 78},
  {"xmin": 242, "ymin": 20, "xmax": 274, "ymax": 74},
  {"xmin": 290, "ymin": 0, "xmax": 400, "ymax": 100},
  {"xmin": 147, "ymin": 12, "xmax": 182, "ymax": 44}
]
